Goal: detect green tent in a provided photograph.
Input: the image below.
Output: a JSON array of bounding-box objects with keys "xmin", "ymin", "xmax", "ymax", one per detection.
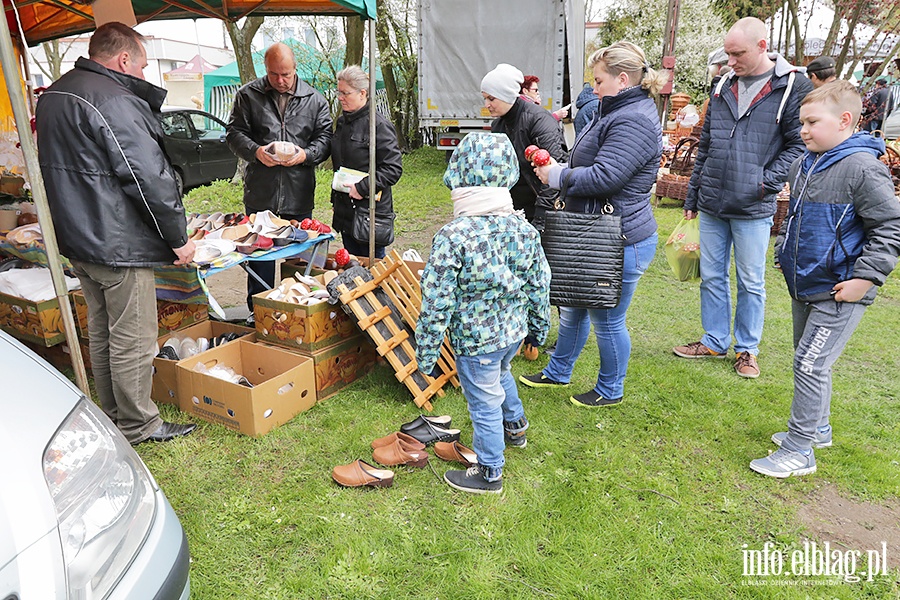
[{"xmin": 204, "ymin": 39, "xmax": 383, "ymax": 121}]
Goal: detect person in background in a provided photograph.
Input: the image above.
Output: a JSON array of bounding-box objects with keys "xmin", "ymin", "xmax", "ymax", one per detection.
[
  {"xmin": 573, "ymin": 82, "xmax": 599, "ymax": 136},
  {"xmin": 673, "ymin": 17, "xmax": 813, "ymax": 378},
  {"xmin": 226, "ymin": 42, "xmax": 333, "ymax": 319},
  {"xmin": 483, "ymin": 64, "xmax": 567, "ymax": 227},
  {"xmin": 416, "ymin": 132, "xmax": 550, "ymax": 494},
  {"xmin": 751, "ymin": 81, "xmax": 900, "ymax": 478},
  {"xmin": 520, "ymin": 41, "xmax": 666, "ymax": 408},
  {"xmin": 520, "ymin": 75, "xmax": 569, "ymax": 121},
  {"xmin": 330, "ymin": 65, "xmax": 403, "ymax": 260},
  {"xmin": 805, "ymin": 55, "xmax": 837, "ymax": 89},
  {"xmin": 36, "ymin": 22, "xmax": 196, "ymax": 444},
  {"xmin": 862, "ymin": 78, "xmax": 890, "ymax": 132}
]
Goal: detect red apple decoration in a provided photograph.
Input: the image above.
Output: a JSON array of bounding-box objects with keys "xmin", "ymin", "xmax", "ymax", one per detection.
[
  {"xmin": 299, "ymin": 218, "xmax": 313, "ymax": 230},
  {"xmin": 532, "ymin": 149, "xmax": 551, "ymax": 167},
  {"xmin": 524, "ymin": 145, "xmax": 540, "ymax": 161},
  {"xmin": 334, "ymin": 248, "xmax": 350, "ymax": 267},
  {"xmin": 318, "ymin": 223, "xmax": 332, "ymax": 234}
]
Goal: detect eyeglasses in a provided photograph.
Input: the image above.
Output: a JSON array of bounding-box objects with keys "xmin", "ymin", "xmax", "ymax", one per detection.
[
  {"xmin": 336, "ymin": 89, "xmax": 361, "ymax": 97},
  {"xmin": 529, "ymin": 87, "xmax": 540, "ymax": 93}
]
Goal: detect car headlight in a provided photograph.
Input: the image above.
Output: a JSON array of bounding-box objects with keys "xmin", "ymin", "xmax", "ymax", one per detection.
[{"xmin": 43, "ymin": 398, "xmax": 157, "ymax": 599}]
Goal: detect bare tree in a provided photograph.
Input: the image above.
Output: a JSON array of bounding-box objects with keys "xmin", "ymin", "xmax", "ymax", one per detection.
[
  {"xmin": 226, "ymin": 17, "xmax": 264, "ymax": 84},
  {"xmin": 31, "ymin": 37, "xmax": 81, "ymax": 83}
]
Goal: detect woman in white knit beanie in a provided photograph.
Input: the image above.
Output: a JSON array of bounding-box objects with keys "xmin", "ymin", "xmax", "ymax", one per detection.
[{"xmin": 480, "ymin": 64, "xmax": 566, "ymax": 227}]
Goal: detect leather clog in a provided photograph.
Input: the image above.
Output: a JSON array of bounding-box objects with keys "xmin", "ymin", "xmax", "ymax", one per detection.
[
  {"xmin": 403, "ymin": 419, "xmax": 461, "ymax": 446},
  {"xmin": 332, "ymin": 459, "xmax": 394, "ymax": 488},
  {"xmin": 399, "ymin": 414, "xmax": 452, "ymax": 434},
  {"xmin": 372, "ymin": 438, "xmax": 430, "ymax": 468},
  {"xmin": 371, "ymin": 431, "xmax": 426, "ymax": 450},
  {"xmin": 434, "ymin": 441, "xmax": 478, "ymax": 467}
]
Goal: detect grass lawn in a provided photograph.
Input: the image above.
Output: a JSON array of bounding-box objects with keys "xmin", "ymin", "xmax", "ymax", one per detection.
[{"xmin": 146, "ymin": 148, "xmax": 900, "ymax": 599}]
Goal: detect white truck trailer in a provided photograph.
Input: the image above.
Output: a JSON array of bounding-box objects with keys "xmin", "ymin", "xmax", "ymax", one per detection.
[{"xmin": 417, "ymin": 0, "xmax": 585, "ymax": 153}]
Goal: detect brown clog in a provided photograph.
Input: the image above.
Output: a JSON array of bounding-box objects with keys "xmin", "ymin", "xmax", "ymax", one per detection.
[
  {"xmin": 332, "ymin": 459, "xmax": 394, "ymax": 488},
  {"xmin": 372, "ymin": 438, "xmax": 429, "ymax": 468},
  {"xmin": 371, "ymin": 431, "xmax": 426, "ymax": 450},
  {"xmin": 434, "ymin": 441, "xmax": 478, "ymax": 467}
]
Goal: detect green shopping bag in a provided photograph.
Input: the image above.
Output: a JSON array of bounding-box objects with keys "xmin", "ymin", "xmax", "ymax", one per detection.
[{"xmin": 665, "ymin": 218, "xmax": 700, "ymax": 281}]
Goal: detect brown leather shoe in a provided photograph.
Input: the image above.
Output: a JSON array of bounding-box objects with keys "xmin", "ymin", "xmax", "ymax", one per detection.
[
  {"xmin": 734, "ymin": 352, "xmax": 760, "ymax": 378},
  {"xmin": 371, "ymin": 431, "xmax": 426, "ymax": 450},
  {"xmin": 372, "ymin": 438, "xmax": 430, "ymax": 467},
  {"xmin": 673, "ymin": 341, "xmax": 727, "ymax": 359},
  {"xmin": 434, "ymin": 441, "xmax": 478, "ymax": 467},
  {"xmin": 332, "ymin": 459, "xmax": 394, "ymax": 488}
]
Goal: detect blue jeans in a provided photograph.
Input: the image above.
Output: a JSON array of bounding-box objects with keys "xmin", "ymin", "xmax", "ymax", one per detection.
[
  {"xmin": 455, "ymin": 342, "xmax": 525, "ymax": 481},
  {"xmin": 543, "ymin": 233, "xmax": 658, "ymax": 399},
  {"xmin": 698, "ymin": 213, "xmax": 772, "ymax": 356}
]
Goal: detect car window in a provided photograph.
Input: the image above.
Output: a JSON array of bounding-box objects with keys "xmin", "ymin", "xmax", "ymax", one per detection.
[
  {"xmin": 159, "ymin": 112, "xmax": 192, "ymax": 140},
  {"xmin": 189, "ymin": 112, "xmax": 227, "ymax": 141}
]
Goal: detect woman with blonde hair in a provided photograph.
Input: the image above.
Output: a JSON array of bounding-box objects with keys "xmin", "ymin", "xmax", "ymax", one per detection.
[{"xmin": 520, "ymin": 41, "xmax": 667, "ymax": 408}]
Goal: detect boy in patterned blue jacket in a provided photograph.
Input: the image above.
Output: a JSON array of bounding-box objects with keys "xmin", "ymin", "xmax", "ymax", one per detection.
[
  {"xmin": 750, "ymin": 81, "xmax": 900, "ymax": 478},
  {"xmin": 415, "ymin": 132, "xmax": 551, "ymax": 494}
]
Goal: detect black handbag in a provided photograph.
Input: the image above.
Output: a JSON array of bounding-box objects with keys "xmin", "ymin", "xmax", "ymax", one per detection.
[
  {"xmin": 351, "ymin": 204, "xmax": 395, "ymax": 247},
  {"xmin": 541, "ymin": 173, "xmax": 624, "ymax": 309}
]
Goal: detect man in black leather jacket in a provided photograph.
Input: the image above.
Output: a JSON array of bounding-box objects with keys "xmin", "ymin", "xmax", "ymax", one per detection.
[
  {"xmin": 36, "ymin": 22, "xmax": 196, "ymax": 445},
  {"xmin": 226, "ymin": 42, "xmax": 333, "ymax": 312}
]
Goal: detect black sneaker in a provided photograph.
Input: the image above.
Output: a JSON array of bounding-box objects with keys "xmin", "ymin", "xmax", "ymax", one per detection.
[
  {"xmin": 504, "ymin": 431, "xmax": 527, "ymax": 448},
  {"xmin": 444, "ymin": 467, "xmax": 502, "ymax": 494},
  {"xmin": 519, "ymin": 373, "xmax": 567, "ymax": 388},
  {"xmin": 570, "ymin": 390, "xmax": 623, "ymax": 408},
  {"xmin": 245, "ymin": 314, "xmax": 255, "ymax": 327}
]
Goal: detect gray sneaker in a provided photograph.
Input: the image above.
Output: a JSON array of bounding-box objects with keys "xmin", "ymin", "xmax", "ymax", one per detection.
[
  {"xmin": 771, "ymin": 427, "xmax": 832, "ymax": 449},
  {"xmin": 750, "ymin": 447, "xmax": 816, "ymax": 478}
]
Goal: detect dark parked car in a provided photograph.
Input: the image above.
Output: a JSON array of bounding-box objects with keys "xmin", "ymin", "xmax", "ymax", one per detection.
[{"xmin": 158, "ymin": 107, "xmax": 238, "ymax": 196}]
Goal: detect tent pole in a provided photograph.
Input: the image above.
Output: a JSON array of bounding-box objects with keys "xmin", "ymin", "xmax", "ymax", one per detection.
[
  {"xmin": 0, "ymin": 18, "xmax": 90, "ymax": 395},
  {"xmin": 367, "ymin": 16, "xmax": 376, "ymax": 265}
]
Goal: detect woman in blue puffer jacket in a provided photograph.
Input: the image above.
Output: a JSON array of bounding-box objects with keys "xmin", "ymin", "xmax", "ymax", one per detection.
[{"xmin": 520, "ymin": 41, "xmax": 667, "ymax": 408}]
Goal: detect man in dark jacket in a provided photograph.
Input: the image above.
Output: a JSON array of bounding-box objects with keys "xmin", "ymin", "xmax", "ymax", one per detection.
[
  {"xmin": 863, "ymin": 78, "xmax": 890, "ymax": 131},
  {"xmin": 573, "ymin": 82, "xmax": 599, "ymax": 136},
  {"xmin": 226, "ymin": 42, "xmax": 333, "ymax": 312},
  {"xmin": 36, "ymin": 22, "xmax": 196, "ymax": 445},
  {"xmin": 482, "ymin": 64, "xmax": 566, "ymax": 227},
  {"xmin": 674, "ymin": 17, "xmax": 813, "ymax": 379}
]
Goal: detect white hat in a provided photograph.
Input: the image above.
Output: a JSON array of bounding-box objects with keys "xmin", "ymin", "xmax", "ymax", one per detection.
[{"xmin": 481, "ymin": 63, "xmax": 524, "ymax": 104}]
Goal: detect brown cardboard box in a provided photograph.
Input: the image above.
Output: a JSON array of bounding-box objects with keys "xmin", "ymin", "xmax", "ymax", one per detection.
[
  {"xmin": 252, "ymin": 275, "xmax": 357, "ymax": 351},
  {"xmin": 72, "ymin": 290, "xmax": 209, "ymax": 339},
  {"xmin": 0, "ymin": 291, "xmax": 71, "ymax": 346},
  {"xmin": 267, "ymin": 334, "xmax": 378, "ymax": 401},
  {"xmin": 152, "ymin": 321, "xmax": 255, "ymax": 406},
  {"xmin": 176, "ymin": 340, "xmax": 316, "ymax": 437}
]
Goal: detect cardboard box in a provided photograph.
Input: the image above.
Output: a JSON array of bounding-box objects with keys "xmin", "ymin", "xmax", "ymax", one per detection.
[
  {"xmin": 72, "ymin": 290, "xmax": 209, "ymax": 339},
  {"xmin": 278, "ymin": 334, "xmax": 378, "ymax": 401},
  {"xmin": 156, "ymin": 299, "xmax": 208, "ymax": 336},
  {"xmin": 0, "ymin": 291, "xmax": 69, "ymax": 346},
  {"xmin": 176, "ymin": 340, "xmax": 316, "ymax": 437},
  {"xmin": 252, "ymin": 275, "xmax": 357, "ymax": 351},
  {"xmin": 152, "ymin": 320, "xmax": 255, "ymax": 406}
]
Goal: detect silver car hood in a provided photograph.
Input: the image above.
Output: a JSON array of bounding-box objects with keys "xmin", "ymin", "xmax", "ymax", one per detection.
[{"xmin": 0, "ymin": 333, "xmax": 83, "ymax": 567}]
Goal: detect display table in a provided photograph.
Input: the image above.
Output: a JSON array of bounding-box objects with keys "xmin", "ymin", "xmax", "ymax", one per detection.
[{"xmin": 0, "ymin": 232, "xmax": 333, "ymax": 318}]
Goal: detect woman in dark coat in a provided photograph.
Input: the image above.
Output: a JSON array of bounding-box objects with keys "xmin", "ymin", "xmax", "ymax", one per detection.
[
  {"xmin": 331, "ymin": 65, "xmax": 403, "ymax": 259},
  {"xmin": 519, "ymin": 41, "xmax": 668, "ymax": 408}
]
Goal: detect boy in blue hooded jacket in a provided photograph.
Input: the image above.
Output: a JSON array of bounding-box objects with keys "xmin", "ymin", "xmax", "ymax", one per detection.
[{"xmin": 751, "ymin": 81, "xmax": 900, "ymax": 478}]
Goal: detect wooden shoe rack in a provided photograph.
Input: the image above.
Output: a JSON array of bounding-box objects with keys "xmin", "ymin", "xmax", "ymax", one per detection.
[{"xmin": 328, "ymin": 252, "xmax": 457, "ymax": 411}]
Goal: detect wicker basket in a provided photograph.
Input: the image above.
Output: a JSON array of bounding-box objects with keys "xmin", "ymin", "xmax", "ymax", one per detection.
[
  {"xmin": 771, "ymin": 183, "xmax": 790, "ymax": 237},
  {"xmin": 656, "ymin": 172, "xmax": 691, "ymax": 203}
]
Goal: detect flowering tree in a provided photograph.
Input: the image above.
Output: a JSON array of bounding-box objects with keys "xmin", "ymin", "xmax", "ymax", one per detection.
[{"xmin": 596, "ymin": 0, "xmax": 727, "ymax": 100}]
